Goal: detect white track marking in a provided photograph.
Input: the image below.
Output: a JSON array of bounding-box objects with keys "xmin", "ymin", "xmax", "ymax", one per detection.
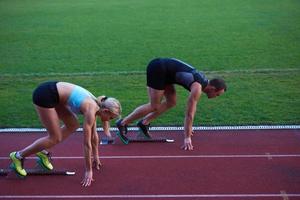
[
  {"xmin": 280, "ymin": 191, "xmax": 289, "ymax": 200},
  {"xmin": 1, "ymin": 154, "xmax": 300, "ymax": 160},
  {"xmin": 1, "ymin": 193, "xmax": 300, "ymax": 199},
  {"xmin": 1, "ymin": 68, "xmax": 299, "ymax": 77},
  {"xmin": 1, "ymin": 125, "xmax": 300, "ymax": 133}
]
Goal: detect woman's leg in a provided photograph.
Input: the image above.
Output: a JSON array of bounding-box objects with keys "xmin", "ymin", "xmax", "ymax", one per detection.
[
  {"xmin": 10, "ymin": 105, "xmax": 63, "ymax": 174},
  {"xmin": 37, "ymin": 105, "xmax": 79, "ymax": 155},
  {"xmin": 55, "ymin": 105, "xmax": 79, "ymax": 141},
  {"xmin": 18, "ymin": 105, "xmax": 63, "ymax": 157}
]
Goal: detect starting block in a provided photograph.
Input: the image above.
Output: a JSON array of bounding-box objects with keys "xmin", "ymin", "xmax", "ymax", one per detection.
[
  {"xmin": 101, "ymin": 130, "xmax": 175, "ymax": 145},
  {"xmin": 0, "ymin": 159, "xmax": 75, "ymax": 178},
  {"xmin": 0, "ymin": 168, "xmax": 75, "ymax": 177},
  {"xmin": 101, "ymin": 137, "xmax": 174, "ymax": 144}
]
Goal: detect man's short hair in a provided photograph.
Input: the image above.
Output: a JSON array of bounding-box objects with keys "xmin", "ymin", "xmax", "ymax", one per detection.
[{"xmin": 209, "ymin": 78, "xmax": 227, "ymax": 91}]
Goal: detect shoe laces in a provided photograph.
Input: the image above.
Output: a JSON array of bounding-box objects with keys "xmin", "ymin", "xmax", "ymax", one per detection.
[
  {"xmin": 20, "ymin": 158, "xmax": 25, "ymax": 168},
  {"xmin": 117, "ymin": 120, "xmax": 128, "ymax": 134},
  {"xmin": 46, "ymin": 152, "xmax": 52, "ymax": 162}
]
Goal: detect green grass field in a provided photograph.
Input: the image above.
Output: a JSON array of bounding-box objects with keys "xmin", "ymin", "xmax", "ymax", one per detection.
[{"xmin": 0, "ymin": 0, "xmax": 299, "ymax": 127}]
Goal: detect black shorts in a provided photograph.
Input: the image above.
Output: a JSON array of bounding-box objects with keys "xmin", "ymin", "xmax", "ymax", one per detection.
[
  {"xmin": 146, "ymin": 58, "xmax": 167, "ymax": 90},
  {"xmin": 32, "ymin": 81, "xmax": 59, "ymax": 108}
]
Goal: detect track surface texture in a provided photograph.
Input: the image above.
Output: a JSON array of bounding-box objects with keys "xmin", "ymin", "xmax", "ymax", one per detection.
[{"xmin": 0, "ymin": 129, "xmax": 299, "ymax": 199}]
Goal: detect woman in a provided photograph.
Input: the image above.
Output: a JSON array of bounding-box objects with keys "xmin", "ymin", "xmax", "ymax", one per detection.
[
  {"xmin": 116, "ymin": 58, "xmax": 226, "ymax": 150},
  {"xmin": 10, "ymin": 81, "xmax": 121, "ymax": 187}
]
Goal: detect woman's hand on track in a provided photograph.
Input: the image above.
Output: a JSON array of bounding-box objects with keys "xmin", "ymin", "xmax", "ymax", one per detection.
[
  {"xmin": 81, "ymin": 170, "xmax": 94, "ymax": 187},
  {"xmin": 93, "ymin": 158, "xmax": 102, "ymax": 170}
]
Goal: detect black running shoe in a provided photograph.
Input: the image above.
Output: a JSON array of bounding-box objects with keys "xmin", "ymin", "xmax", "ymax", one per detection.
[
  {"xmin": 137, "ymin": 120, "xmax": 151, "ymax": 139},
  {"xmin": 115, "ymin": 119, "xmax": 129, "ymax": 144},
  {"xmin": 116, "ymin": 119, "xmax": 128, "ymax": 134}
]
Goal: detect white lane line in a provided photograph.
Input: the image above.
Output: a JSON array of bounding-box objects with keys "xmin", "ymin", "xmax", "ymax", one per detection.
[
  {"xmin": 1, "ymin": 67, "xmax": 299, "ymax": 77},
  {"xmin": 1, "ymin": 125, "xmax": 300, "ymax": 132},
  {"xmin": 265, "ymin": 153, "xmax": 273, "ymax": 160},
  {"xmin": 1, "ymin": 194, "xmax": 300, "ymax": 198},
  {"xmin": 280, "ymin": 190, "xmax": 289, "ymax": 200},
  {"xmin": 0, "ymin": 154, "xmax": 300, "ymax": 160}
]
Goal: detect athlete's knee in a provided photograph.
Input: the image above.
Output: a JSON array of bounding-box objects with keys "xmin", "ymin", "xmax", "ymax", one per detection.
[
  {"xmin": 150, "ymin": 103, "xmax": 161, "ymax": 111},
  {"xmin": 48, "ymin": 135, "xmax": 63, "ymax": 145},
  {"xmin": 166, "ymin": 99, "xmax": 176, "ymax": 108},
  {"xmin": 68, "ymin": 121, "xmax": 80, "ymax": 132}
]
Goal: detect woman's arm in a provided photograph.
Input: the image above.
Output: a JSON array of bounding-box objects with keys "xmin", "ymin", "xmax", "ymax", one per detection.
[
  {"xmin": 102, "ymin": 120, "xmax": 112, "ymax": 138},
  {"xmin": 81, "ymin": 109, "xmax": 95, "ymax": 187},
  {"xmin": 91, "ymin": 121, "xmax": 101, "ymax": 170}
]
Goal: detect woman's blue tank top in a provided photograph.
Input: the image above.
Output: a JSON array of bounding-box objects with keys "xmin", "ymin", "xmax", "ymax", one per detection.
[{"xmin": 67, "ymin": 86, "xmax": 96, "ymax": 114}]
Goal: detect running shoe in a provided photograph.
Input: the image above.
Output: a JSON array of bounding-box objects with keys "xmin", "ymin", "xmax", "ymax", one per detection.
[
  {"xmin": 116, "ymin": 119, "xmax": 128, "ymax": 135},
  {"xmin": 36, "ymin": 151, "xmax": 53, "ymax": 170},
  {"xmin": 137, "ymin": 120, "xmax": 151, "ymax": 139},
  {"xmin": 9, "ymin": 152, "xmax": 27, "ymax": 177},
  {"xmin": 116, "ymin": 119, "xmax": 129, "ymax": 144}
]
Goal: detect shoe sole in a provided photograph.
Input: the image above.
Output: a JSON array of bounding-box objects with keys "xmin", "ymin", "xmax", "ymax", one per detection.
[{"xmin": 9, "ymin": 163, "xmax": 26, "ymax": 178}]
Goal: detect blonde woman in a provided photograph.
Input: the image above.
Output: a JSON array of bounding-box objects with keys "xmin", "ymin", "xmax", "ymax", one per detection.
[{"xmin": 10, "ymin": 81, "xmax": 121, "ymax": 187}]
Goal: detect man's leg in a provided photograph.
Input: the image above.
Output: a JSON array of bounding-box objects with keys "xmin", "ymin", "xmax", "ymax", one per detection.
[
  {"xmin": 121, "ymin": 87, "xmax": 165, "ymax": 125},
  {"xmin": 134, "ymin": 85, "xmax": 176, "ymax": 138},
  {"xmin": 142, "ymin": 85, "xmax": 176, "ymax": 125}
]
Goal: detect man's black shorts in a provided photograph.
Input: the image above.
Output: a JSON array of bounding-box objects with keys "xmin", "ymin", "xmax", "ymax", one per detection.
[{"xmin": 146, "ymin": 58, "xmax": 167, "ymax": 90}]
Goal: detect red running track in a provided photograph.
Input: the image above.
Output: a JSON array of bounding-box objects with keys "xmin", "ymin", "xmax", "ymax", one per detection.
[{"xmin": 0, "ymin": 129, "xmax": 300, "ymax": 199}]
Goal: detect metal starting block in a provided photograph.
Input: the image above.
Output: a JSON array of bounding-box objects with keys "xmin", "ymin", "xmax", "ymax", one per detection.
[
  {"xmin": 0, "ymin": 160, "xmax": 75, "ymax": 178},
  {"xmin": 101, "ymin": 137, "xmax": 174, "ymax": 144},
  {"xmin": 0, "ymin": 168, "xmax": 75, "ymax": 177},
  {"xmin": 101, "ymin": 130, "xmax": 175, "ymax": 145}
]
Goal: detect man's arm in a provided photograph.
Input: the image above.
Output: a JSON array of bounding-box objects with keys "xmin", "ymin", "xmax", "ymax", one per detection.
[{"xmin": 182, "ymin": 82, "xmax": 202, "ymax": 150}]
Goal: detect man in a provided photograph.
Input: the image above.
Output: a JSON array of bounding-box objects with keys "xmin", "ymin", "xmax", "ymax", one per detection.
[{"xmin": 116, "ymin": 58, "xmax": 227, "ymax": 150}]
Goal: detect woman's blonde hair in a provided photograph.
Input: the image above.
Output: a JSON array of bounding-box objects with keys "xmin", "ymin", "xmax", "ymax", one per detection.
[{"xmin": 97, "ymin": 96, "xmax": 121, "ymax": 116}]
